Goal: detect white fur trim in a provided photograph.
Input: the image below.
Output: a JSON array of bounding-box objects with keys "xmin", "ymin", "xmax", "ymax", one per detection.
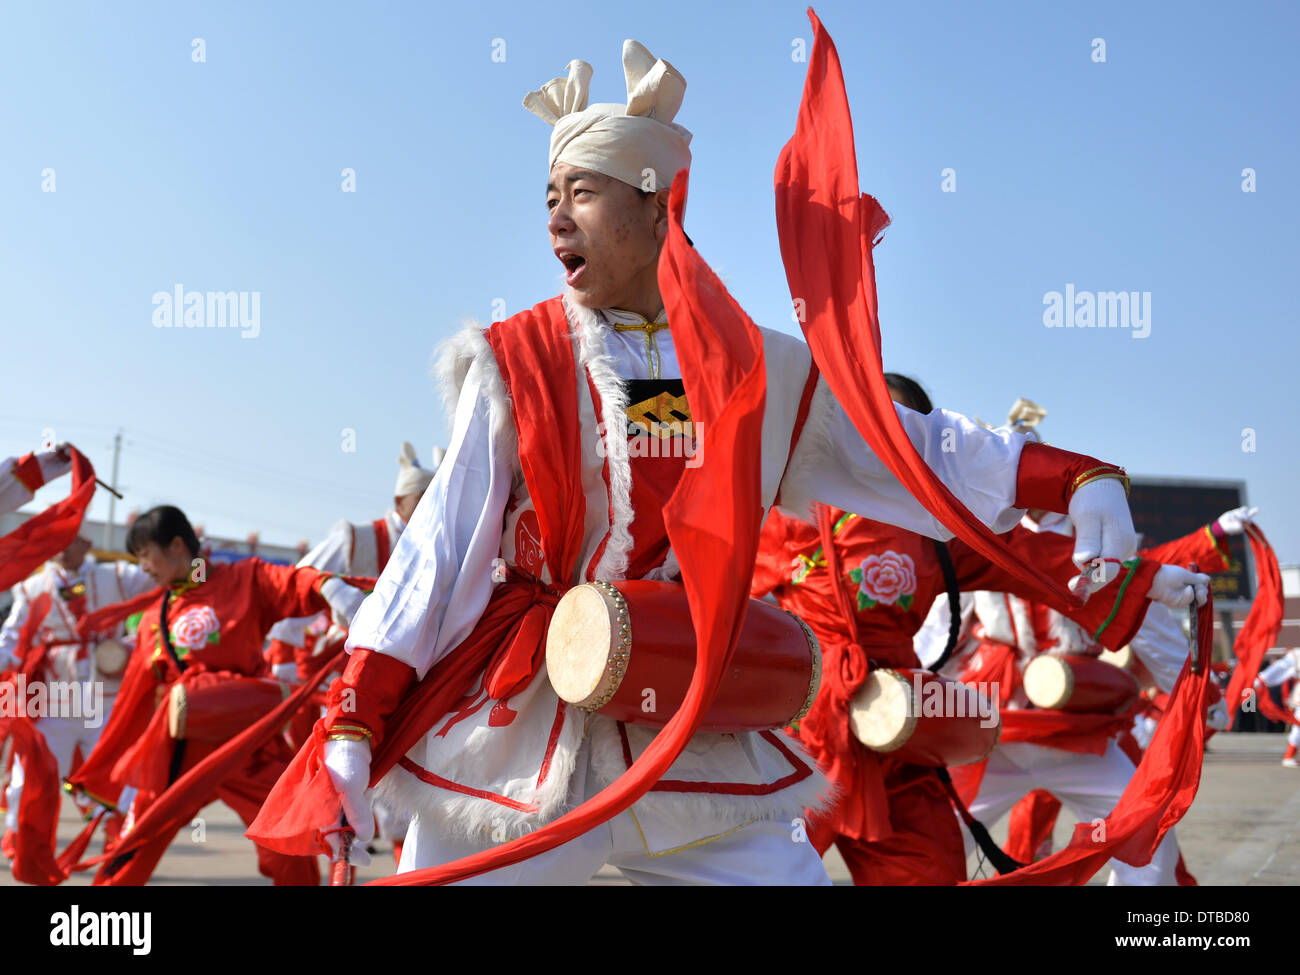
[
  {"xmin": 432, "ymin": 323, "xmax": 518, "ymax": 474},
  {"xmin": 644, "ymin": 546, "xmax": 680, "ymax": 581},
  {"xmin": 564, "ymin": 292, "xmax": 634, "ymax": 582},
  {"xmin": 370, "ymin": 702, "xmax": 586, "ymax": 844}
]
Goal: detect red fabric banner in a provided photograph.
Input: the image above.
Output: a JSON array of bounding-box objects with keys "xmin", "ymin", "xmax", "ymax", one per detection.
[
  {"xmin": 0, "ymin": 448, "xmax": 96, "ymax": 593},
  {"xmin": 965, "ymin": 599, "xmax": 1214, "ymax": 885},
  {"xmin": 774, "ymin": 10, "xmax": 1084, "ymax": 622},
  {"xmin": 1223, "ymin": 526, "xmax": 1285, "ymax": 728}
]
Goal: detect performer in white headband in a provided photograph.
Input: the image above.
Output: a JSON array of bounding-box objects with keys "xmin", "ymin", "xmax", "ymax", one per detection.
[{"xmin": 254, "ymin": 36, "xmax": 1154, "ymax": 886}]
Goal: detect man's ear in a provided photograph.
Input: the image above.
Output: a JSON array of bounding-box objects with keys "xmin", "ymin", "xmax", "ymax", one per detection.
[{"xmin": 652, "ymin": 187, "xmax": 672, "ymax": 243}]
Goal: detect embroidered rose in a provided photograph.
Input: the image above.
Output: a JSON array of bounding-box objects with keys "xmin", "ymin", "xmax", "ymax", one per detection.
[
  {"xmin": 847, "ymin": 551, "xmax": 917, "ymax": 612},
  {"xmin": 170, "ymin": 605, "xmax": 221, "ymax": 655}
]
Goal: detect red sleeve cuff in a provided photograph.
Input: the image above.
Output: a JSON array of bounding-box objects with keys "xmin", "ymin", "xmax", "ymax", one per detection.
[
  {"xmin": 1074, "ymin": 559, "xmax": 1161, "ymax": 650},
  {"xmin": 324, "ymin": 648, "xmax": 415, "ymax": 746},
  {"xmin": 1015, "ymin": 442, "xmax": 1123, "ymax": 513},
  {"xmin": 11, "ymin": 453, "xmax": 44, "ymax": 493}
]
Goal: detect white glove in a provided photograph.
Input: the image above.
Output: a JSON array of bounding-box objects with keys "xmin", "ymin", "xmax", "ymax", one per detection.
[
  {"xmin": 1206, "ymin": 698, "xmax": 1230, "ymax": 731},
  {"xmin": 1146, "ymin": 564, "xmax": 1211, "ymax": 608},
  {"xmin": 1067, "ymin": 477, "xmax": 1137, "ymax": 592},
  {"xmin": 271, "ymin": 661, "xmax": 300, "ymax": 684},
  {"xmin": 323, "ymin": 737, "xmax": 374, "ymax": 865},
  {"xmin": 0, "ymin": 648, "xmax": 18, "ymax": 672},
  {"xmin": 1215, "ymin": 505, "xmax": 1259, "ymax": 536},
  {"xmin": 321, "ymin": 577, "xmax": 367, "ymax": 630}
]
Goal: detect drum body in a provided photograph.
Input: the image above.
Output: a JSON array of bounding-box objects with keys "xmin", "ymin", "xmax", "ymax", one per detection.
[
  {"xmin": 1023, "ymin": 654, "xmax": 1139, "ymax": 713},
  {"xmin": 849, "ymin": 668, "xmax": 1000, "ymax": 767},
  {"xmin": 93, "ymin": 638, "xmax": 130, "ymax": 678},
  {"xmin": 168, "ymin": 674, "xmax": 287, "ymax": 741},
  {"xmin": 545, "ymin": 580, "xmax": 820, "ymax": 733}
]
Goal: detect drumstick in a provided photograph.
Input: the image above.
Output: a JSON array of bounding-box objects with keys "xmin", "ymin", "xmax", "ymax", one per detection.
[
  {"xmin": 94, "ymin": 477, "xmax": 123, "ymax": 500},
  {"xmin": 329, "ymin": 818, "xmax": 355, "ymax": 887}
]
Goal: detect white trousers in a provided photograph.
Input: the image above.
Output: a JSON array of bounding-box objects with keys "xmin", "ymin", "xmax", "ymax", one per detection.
[
  {"xmin": 399, "ymin": 810, "xmax": 830, "ymax": 885},
  {"xmin": 396, "ymin": 750, "xmax": 830, "ymax": 885},
  {"xmin": 5, "ymin": 698, "xmax": 114, "ymax": 832},
  {"xmin": 965, "ymin": 739, "xmax": 1180, "ymax": 886}
]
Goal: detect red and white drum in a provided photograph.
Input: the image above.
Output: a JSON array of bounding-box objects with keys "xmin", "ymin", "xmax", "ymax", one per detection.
[
  {"xmin": 1023, "ymin": 653, "xmax": 1139, "ymax": 713},
  {"xmin": 545, "ymin": 579, "xmax": 821, "ymax": 734},
  {"xmin": 849, "ymin": 668, "xmax": 1000, "ymax": 767},
  {"xmin": 168, "ymin": 674, "xmax": 288, "ymax": 741},
  {"xmin": 93, "ymin": 638, "xmax": 130, "ymax": 678}
]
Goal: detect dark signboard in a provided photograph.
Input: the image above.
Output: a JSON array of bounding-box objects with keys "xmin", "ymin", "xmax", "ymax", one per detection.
[{"xmin": 1128, "ymin": 478, "xmax": 1251, "ymax": 608}]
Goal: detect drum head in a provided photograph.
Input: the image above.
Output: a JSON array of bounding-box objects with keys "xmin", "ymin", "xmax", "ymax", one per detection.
[
  {"xmin": 848, "ymin": 669, "xmax": 916, "ymax": 752},
  {"xmin": 94, "ymin": 638, "xmax": 129, "ymax": 677},
  {"xmin": 546, "ymin": 583, "xmax": 622, "ymax": 708},
  {"xmin": 1098, "ymin": 644, "xmax": 1133, "ymax": 670},
  {"xmin": 1023, "ymin": 655, "xmax": 1073, "ymax": 710}
]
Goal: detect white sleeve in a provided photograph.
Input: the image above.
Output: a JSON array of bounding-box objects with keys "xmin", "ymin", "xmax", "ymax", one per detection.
[
  {"xmin": 1258, "ymin": 654, "xmax": 1298, "ymax": 688},
  {"xmin": 779, "ymin": 383, "xmax": 1027, "ymax": 541},
  {"xmin": 1128, "ymin": 601, "xmax": 1191, "ymax": 694},
  {"xmin": 0, "ymin": 451, "xmax": 73, "ymax": 515},
  {"xmin": 0, "ymin": 457, "xmax": 35, "ymax": 515},
  {"xmin": 344, "ymin": 358, "xmax": 513, "ymax": 678},
  {"xmin": 0, "ymin": 583, "xmax": 32, "ymax": 663},
  {"xmin": 267, "ymin": 525, "xmax": 352, "ymax": 647}
]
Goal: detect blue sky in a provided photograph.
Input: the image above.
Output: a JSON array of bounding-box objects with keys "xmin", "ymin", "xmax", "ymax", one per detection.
[{"xmin": 2, "ymin": 1, "xmax": 1297, "ymax": 561}]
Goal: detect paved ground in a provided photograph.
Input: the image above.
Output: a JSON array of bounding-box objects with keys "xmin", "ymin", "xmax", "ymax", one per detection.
[{"xmin": 5, "ymin": 732, "xmax": 1297, "ymax": 886}]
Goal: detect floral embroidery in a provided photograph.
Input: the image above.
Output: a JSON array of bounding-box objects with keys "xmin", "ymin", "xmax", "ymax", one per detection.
[
  {"xmin": 847, "ymin": 551, "xmax": 917, "ymax": 612},
  {"xmin": 170, "ymin": 605, "xmax": 221, "ymax": 657}
]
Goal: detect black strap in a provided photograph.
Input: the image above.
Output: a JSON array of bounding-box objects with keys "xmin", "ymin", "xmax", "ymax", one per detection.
[
  {"xmin": 934, "ymin": 767, "xmax": 1024, "ymax": 876},
  {"xmin": 929, "ymin": 538, "xmax": 962, "ymax": 672},
  {"xmin": 157, "ymin": 590, "xmax": 188, "ymax": 674}
]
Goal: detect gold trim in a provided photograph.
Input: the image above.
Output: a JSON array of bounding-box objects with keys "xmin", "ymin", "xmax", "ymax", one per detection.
[
  {"xmin": 327, "ymin": 732, "xmax": 369, "ymax": 742},
  {"xmin": 579, "ymin": 581, "xmax": 632, "ymax": 713},
  {"xmin": 627, "ymin": 806, "xmax": 759, "ymax": 858},
  {"xmin": 788, "ymin": 613, "xmax": 822, "ymax": 725}
]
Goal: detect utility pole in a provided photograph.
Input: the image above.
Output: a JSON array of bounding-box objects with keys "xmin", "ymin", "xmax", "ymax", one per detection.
[{"xmin": 102, "ymin": 430, "xmax": 122, "ymax": 549}]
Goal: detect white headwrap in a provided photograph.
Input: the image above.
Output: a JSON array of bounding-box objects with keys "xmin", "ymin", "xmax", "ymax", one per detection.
[
  {"xmin": 394, "ymin": 442, "xmax": 442, "ymax": 498},
  {"xmin": 523, "ymin": 40, "xmax": 692, "ymax": 192},
  {"xmin": 1007, "ymin": 398, "xmax": 1048, "ymax": 443}
]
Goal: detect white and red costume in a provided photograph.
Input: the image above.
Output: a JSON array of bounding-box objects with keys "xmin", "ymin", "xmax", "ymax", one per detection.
[
  {"xmin": 945, "ymin": 512, "xmax": 1225, "ymax": 884},
  {"xmin": 1, "ymin": 555, "xmax": 153, "ymax": 845},
  {"xmin": 753, "ymin": 506, "xmax": 1161, "ymax": 885}
]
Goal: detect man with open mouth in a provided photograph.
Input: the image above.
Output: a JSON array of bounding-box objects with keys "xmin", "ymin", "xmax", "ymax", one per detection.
[{"xmin": 253, "ymin": 34, "xmax": 1155, "ymax": 886}]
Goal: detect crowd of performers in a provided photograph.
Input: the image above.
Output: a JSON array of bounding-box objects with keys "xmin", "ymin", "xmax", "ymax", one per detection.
[{"xmin": 0, "ymin": 17, "xmax": 1291, "ymax": 886}]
